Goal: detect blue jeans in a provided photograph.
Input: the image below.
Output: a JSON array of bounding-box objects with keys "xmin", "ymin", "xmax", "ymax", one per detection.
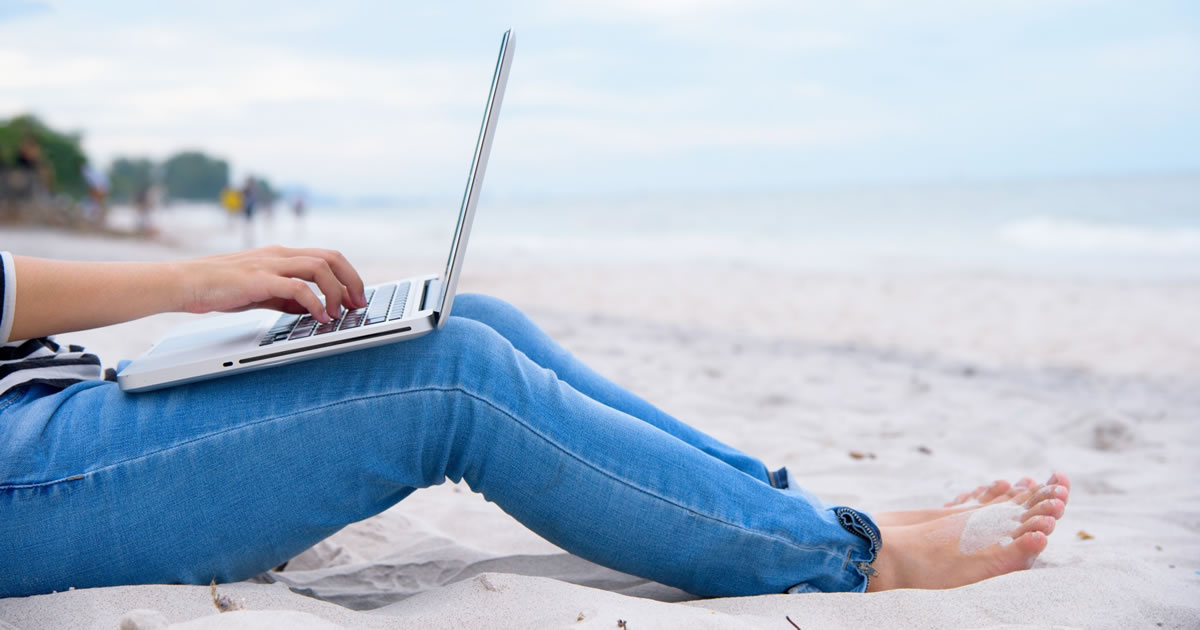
[{"xmin": 0, "ymin": 294, "xmax": 879, "ymax": 598}]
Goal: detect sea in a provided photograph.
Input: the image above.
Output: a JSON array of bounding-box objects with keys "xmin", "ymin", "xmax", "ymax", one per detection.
[{"xmin": 143, "ymin": 173, "xmax": 1200, "ymax": 281}]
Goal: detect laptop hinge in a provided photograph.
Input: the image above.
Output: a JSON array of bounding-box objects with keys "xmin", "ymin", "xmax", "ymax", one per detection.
[{"xmin": 422, "ymin": 278, "xmax": 443, "ymax": 313}]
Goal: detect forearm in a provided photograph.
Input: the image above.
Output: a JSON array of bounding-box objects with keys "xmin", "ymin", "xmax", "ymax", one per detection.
[{"xmin": 10, "ymin": 256, "xmax": 185, "ymax": 341}]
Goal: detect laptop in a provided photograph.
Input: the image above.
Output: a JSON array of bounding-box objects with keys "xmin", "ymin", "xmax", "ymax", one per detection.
[{"xmin": 118, "ymin": 29, "xmax": 515, "ymax": 393}]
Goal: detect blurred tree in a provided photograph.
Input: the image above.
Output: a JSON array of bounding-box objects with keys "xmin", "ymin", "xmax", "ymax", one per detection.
[
  {"xmin": 0, "ymin": 113, "xmax": 88, "ymax": 198},
  {"xmin": 107, "ymin": 157, "xmax": 156, "ymax": 204},
  {"xmin": 163, "ymin": 151, "xmax": 229, "ymax": 202}
]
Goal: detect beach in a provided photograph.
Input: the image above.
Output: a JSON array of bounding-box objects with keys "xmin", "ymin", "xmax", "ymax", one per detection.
[{"xmin": 1, "ymin": 200, "xmax": 1199, "ymax": 629}]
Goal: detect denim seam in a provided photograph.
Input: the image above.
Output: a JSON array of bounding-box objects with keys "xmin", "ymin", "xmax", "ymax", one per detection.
[
  {"xmin": 1, "ymin": 384, "xmax": 853, "ymax": 564},
  {"xmin": 0, "ymin": 389, "xmax": 24, "ymax": 412}
]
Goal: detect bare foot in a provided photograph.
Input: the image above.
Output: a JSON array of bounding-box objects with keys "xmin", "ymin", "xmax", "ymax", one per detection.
[
  {"xmin": 946, "ymin": 479, "xmax": 1016, "ymax": 507},
  {"xmin": 866, "ymin": 473, "xmax": 1070, "ymax": 591},
  {"xmin": 873, "ymin": 473, "xmax": 1071, "ymax": 527}
]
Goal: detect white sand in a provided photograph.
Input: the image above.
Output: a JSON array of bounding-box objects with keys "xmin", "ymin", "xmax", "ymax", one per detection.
[
  {"xmin": 2, "ymin": 219, "xmax": 1199, "ymax": 629},
  {"xmin": 959, "ymin": 504, "xmax": 1022, "ymax": 554}
]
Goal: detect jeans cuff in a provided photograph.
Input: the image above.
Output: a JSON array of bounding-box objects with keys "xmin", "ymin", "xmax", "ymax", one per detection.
[
  {"xmin": 774, "ymin": 466, "xmax": 881, "ymax": 592},
  {"xmin": 784, "ymin": 506, "xmax": 881, "ymax": 594},
  {"xmin": 835, "ymin": 506, "xmax": 882, "ymax": 591}
]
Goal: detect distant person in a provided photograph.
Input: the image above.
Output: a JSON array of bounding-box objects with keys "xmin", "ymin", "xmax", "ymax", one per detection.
[
  {"xmin": 220, "ymin": 187, "xmax": 243, "ymax": 229},
  {"xmin": 291, "ymin": 194, "xmax": 306, "ymax": 237},
  {"xmin": 241, "ymin": 176, "xmax": 257, "ymax": 247},
  {"xmin": 80, "ymin": 163, "xmax": 109, "ymax": 226},
  {"xmin": 0, "ymin": 245, "xmax": 1071, "ymax": 598},
  {"xmin": 241, "ymin": 176, "xmax": 257, "ymax": 220},
  {"xmin": 257, "ymin": 180, "xmax": 275, "ymax": 223},
  {"xmin": 133, "ymin": 182, "xmax": 154, "ymax": 235}
]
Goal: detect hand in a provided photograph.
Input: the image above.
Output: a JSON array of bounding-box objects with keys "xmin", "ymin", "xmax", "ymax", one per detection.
[
  {"xmin": 179, "ymin": 246, "xmax": 369, "ymax": 323},
  {"xmin": 8, "ymin": 247, "xmax": 371, "ymax": 341}
]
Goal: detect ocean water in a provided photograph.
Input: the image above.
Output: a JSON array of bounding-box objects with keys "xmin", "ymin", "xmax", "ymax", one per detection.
[{"xmin": 155, "ymin": 173, "xmax": 1200, "ymax": 280}]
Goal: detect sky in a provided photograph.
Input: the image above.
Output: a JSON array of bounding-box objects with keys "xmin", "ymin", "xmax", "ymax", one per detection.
[{"xmin": 1, "ymin": 0, "xmax": 1198, "ymax": 200}]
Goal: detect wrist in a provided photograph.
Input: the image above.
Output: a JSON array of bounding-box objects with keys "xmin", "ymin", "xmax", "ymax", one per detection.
[{"xmin": 167, "ymin": 260, "xmax": 203, "ymax": 313}]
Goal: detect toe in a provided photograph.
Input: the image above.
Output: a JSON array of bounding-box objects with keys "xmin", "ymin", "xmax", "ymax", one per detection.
[
  {"xmin": 977, "ymin": 531, "xmax": 1048, "ymax": 580},
  {"xmin": 1014, "ymin": 477, "xmax": 1036, "ymax": 489},
  {"xmin": 980, "ymin": 480, "xmax": 1012, "ymax": 503},
  {"xmin": 1012, "ymin": 483, "xmax": 1045, "ymax": 506},
  {"xmin": 1014, "ymin": 514, "xmax": 1057, "ymax": 537},
  {"xmin": 1026, "ymin": 484, "xmax": 1068, "ymax": 508},
  {"xmin": 1046, "ymin": 472, "xmax": 1071, "ymax": 503},
  {"xmin": 1021, "ymin": 484, "xmax": 1058, "ymax": 508},
  {"xmin": 1022, "ymin": 498, "xmax": 1066, "ymax": 521},
  {"xmin": 1012, "ymin": 531, "xmax": 1049, "ymax": 560},
  {"xmin": 946, "ymin": 491, "xmax": 971, "ymax": 507}
]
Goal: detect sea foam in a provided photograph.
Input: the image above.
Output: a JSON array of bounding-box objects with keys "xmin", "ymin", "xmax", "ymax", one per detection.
[{"xmin": 1000, "ymin": 216, "xmax": 1200, "ymax": 255}]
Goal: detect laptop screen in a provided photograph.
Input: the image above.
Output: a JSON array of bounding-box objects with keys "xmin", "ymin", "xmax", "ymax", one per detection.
[{"xmin": 436, "ymin": 29, "xmax": 515, "ymax": 325}]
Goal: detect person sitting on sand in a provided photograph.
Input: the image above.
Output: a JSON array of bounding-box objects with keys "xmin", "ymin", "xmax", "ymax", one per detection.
[{"xmin": 0, "ymin": 246, "xmax": 1070, "ymax": 598}]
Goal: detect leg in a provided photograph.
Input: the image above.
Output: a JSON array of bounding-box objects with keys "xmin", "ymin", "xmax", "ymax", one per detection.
[
  {"xmin": 451, "ymin": 294, "xmax": 778, "ymax": 485},
  {"xmin": 0, "ymin": 318, "xmax": 878, "ymax": 598}
]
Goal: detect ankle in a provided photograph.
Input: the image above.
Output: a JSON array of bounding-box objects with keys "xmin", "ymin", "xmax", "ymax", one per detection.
[{"xmin": 865, "ymin": 527, "xmax": 908, "ymax": 592}]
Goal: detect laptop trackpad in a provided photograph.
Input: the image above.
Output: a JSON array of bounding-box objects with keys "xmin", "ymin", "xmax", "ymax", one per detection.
[{"xmin": 149, "ymin": 317, "xmax": 263, "ymax": 357}]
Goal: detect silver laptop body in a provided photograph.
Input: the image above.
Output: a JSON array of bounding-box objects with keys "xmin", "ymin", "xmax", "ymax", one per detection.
[{"xmin": 119, "ymin": 29, "xmax": 515, "ymax": 393}]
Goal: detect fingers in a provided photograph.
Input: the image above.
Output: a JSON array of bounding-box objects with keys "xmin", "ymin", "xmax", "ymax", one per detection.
[
  {"xmin": 286, "ymin": 248, "xmax": 367, "ymax": 309},
  {"xmin": 271, "ymin": 256, "xmax": 347, "ymax": 320},
  {"xmin": 269, "ymin": 276, "xmax": 330, "ymax": 323},
  {"xmin": 261, "ymin": 248, "xmax": 367, "ymax": 320}
]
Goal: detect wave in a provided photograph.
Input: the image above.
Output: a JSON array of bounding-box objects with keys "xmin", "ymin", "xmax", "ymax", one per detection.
[{"xmin": 999, "ymin": 217, "xmax": 1200, "ymax": 255}]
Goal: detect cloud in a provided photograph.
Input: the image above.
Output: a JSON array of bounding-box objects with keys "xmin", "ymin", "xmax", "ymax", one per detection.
[
  {"xmin": 0, "ymin": 13, "xmax": 495, "ymax": 191},
  {"xmin": 536, "ymin": 0, "xmax": 748, "ymax": 22},
  {"xmin": 1, "ymin": 1, "xmax": 1196, "ymax": 196}
]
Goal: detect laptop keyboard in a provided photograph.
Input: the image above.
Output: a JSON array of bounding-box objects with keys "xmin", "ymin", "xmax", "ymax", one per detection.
[{"xmin": 258, "ymin": 282, "xmax": 412, "ymax": 346}]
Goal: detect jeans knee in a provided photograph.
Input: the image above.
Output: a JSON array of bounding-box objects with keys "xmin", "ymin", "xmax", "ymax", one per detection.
[
  {"xmin": 451, "ymin": 293, "xmax": 524, "ymax": 325},
  {"xmin": 429, "ymin": 317, "xmax": 520, "ymax": 384}
]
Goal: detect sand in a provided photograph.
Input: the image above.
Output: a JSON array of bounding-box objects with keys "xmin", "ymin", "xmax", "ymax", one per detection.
[
  {"xmin": 958, "ymin": 504, "xmax": 1022, "ymax": 554},
  {"xmin": 2, "ymin": 215, "xmax": 1199, "ymax": 629}
]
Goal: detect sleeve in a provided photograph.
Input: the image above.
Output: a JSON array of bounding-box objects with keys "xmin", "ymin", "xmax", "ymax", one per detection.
[{"xmin": 0, "ymin": 251, "xmax": 15, "ymax": 343}]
